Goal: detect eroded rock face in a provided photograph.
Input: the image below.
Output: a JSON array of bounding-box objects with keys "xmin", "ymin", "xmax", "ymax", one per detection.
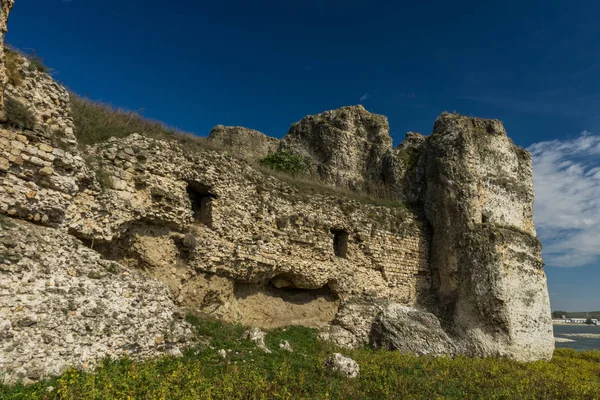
[
  {"xmin": 381, "ymin": 132, "xmax": 427, "ymax": 203},
  {"xmin": 423, "ymin": 113, "xmax": 553, "ymax": 361},
  {"xmin": 319, "ymin": 299, "xmax": 390, "ymax": 349},
  {"xmin": 0, "ymin": 218, "xmax": 192, "ymax": 384},
  {"xmin": 208, "ymin": 125, "xmax": 279, "ymax": 160},
  {"xmin": 280, "ymin": 105, "xmax": 392, "ymax": 192}
]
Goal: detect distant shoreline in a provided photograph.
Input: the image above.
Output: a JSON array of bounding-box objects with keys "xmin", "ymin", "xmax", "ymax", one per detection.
[{"xmin": 553, "ymin": 322, "xmax": 600, "ymax": 326}]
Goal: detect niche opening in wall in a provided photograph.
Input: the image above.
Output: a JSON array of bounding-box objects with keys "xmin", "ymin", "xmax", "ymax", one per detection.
[
  {"xmin": 331, "ymin": 228, "xmax": 348, "ymax": 259},
  {"xmin": 186, "ymin": 182, "xmax": 216, "ymax": 226}
]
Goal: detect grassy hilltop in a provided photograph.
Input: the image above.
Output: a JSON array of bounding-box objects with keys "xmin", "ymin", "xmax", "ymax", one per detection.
[{"xmin": 2, "ymin": 316, "xmax": 600, "ymax": 400}]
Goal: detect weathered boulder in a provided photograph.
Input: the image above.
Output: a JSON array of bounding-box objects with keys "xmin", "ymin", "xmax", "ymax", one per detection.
[
  {"xmin": 370, "ymin": 304, "xmax": 457, "ymax": 356},
  {"xmin": 323, "ymin": 353, "xmax": 359, "ymax": 378},
  {"xmin": 208, "ymin": 125, "xmax": 279, "ymax": 159},
  {"xmin": 319, "ymin": 299, "xmax": 391, "ymax": 349},
  {"xmin": 423, "ymin": 112, "xmax": 553, "ymax": 361},
  {"xmin": 280, "ymin": 105, "xmax": 392, "ymax": 193},
  {"xmin": 0, "ymin": 217, "xmax": 192, "ymax": 384}
]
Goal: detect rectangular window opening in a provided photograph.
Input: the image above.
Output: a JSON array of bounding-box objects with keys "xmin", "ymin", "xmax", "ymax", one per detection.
[
  {"xmin": 187, "ymin": 183, "xmax": 216, "ymax": 226},
  {"xmin": 331, "ymin": 229, "xmax": 348, "ymax": 258}
]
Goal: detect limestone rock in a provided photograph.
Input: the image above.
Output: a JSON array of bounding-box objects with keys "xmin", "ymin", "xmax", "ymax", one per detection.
[
  {"xmin": 280, "ymin": 105, "xmax": 392, "ymax": 192},
  {"xmin": 4, "ymin": 51, "xmax": 76, "ymax": 140},
  {"xmin": 423, "ymin": 112, "xmax": 553, "ymax": 361},
  {"xmin": 208, "ymin": 125, "xmax": 279, "ymax": 159},
  {"xmin": 381, "ymin": 132, "xmax": 427, "ymax": 202},
  {"xmin": 319, "ymin": 299, "xmax": 391, "ymax": 349},
  {"xmin": 0, "ymin": 218, "xmax": 193, "ymax": 384},
  {"xmin": 243, "ymin": 328, "xmax": 271, "ymax": 353},
  {"xmin": 0, "ymin": 49, "xmax": 87, "ymax": 227},
  {"xmin": 323, "ymin": 353, "xmax": 359, "ymax": 378},
  {"xmin": 279, "ymin": 340, "xmax": 293, "ymax": 352},
  {"xmin": 370, "ymin": 304, "xmax": 457, "ymax": 356}
]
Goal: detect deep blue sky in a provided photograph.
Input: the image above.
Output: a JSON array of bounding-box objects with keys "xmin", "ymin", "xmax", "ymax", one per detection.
[{"xmin": 7, "ymin": 0, "xmax": 600, "ymax": 311}]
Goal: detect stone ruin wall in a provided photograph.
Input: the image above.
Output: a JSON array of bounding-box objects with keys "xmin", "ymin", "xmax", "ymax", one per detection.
[
  {"xmin": 65, "ymin": 133, "xmax": 432, "ymax": 328},
  {"xmin": 0, "ymin": 48, "xmax": 86, "ymax": 225},
  {"xmin": 0, "ymin": 0, "xmax": 555, "ymax": 383},
  {"xmin": 0, "ymin": 48, "xmax": 433, "ymax": 338}
]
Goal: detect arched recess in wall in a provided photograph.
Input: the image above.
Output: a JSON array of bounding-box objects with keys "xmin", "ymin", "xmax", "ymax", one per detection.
[{"xmin": 186, "ymin": 182, "xmax": 217, "ymax": 227}]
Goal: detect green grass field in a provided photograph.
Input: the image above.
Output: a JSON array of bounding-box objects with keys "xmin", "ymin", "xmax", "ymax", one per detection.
[{"xmin": 2, "ymin": 316, "xmax": 599, "ymax": 399}]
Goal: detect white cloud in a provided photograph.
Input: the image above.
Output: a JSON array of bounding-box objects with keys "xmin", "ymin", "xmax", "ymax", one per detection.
[
  {"xmin": 528, "ymin": 131, "xmax": 600, "ymax": 267},
  {"xmin": 359, "ymin": 93, "xmax": 369, "ymax": 102}
]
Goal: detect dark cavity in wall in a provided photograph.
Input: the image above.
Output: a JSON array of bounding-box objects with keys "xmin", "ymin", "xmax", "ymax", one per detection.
[
  {"xmin": 331, "ymin": 228, "xmax": 348, "ymax": 258},
  {"xmin": 186, "ymin": 182, "xmax": 216, "ymax": 226}
]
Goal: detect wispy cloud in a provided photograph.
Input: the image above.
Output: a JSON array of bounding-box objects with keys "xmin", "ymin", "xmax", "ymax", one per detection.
[
  {"xmin": 528, "ymin": 131, "xmax": 600, "ymax": 267},
  {"xmin": 359, "ymin": 93, "xmax": 369, "ymax": 102}
]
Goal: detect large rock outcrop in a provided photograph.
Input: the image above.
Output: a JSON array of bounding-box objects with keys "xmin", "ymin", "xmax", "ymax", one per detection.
[
  {"xmin": 423, "ymin": 113, "xmax": 553, "ymax": 361},
  {"xmin": 279, "ymin": 106, "xmax": 426, "ymax": 202},
  {"xmin": 208, "ymin": 125, "xmax": 279, "ymax": 160},
  {"xmin": 0, "ymin": 1, "xmax": 554, "ymax": 384},
  {"xmin": 0, "ymin": 6, "xmax": 193, "ymax": 384},
  {"xmin": 280, "ymin": 105, "xmax": 393, "ymax": 193}
]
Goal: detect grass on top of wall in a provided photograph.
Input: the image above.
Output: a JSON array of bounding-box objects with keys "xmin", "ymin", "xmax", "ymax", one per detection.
[
  {"xmin": 69, "ymin": 94, "xmax": 192, "ymax": 147},
  {"xmin": 69, "ymin": 94, "xmax": 410, "ymax": 209},
  {"xmin": 2, "ymin": 315, "xmax": 600, "ymax": 400},
  {"xmin": 256, "ymin": 165, "xmax": 408, "ymax": 209}
]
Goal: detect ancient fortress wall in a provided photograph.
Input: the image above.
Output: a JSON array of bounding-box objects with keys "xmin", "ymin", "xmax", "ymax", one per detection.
[
  {"xmin": 0, "ymin": 0, "xmax": 554, "ymax": 384},
  {"xmin": 65, "ymin": 133, "xmax": 432, "ymax": 326}
]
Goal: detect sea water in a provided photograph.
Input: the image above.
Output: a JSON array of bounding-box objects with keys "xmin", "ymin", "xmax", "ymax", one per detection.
[{"xmin": 553, "ymin": 324, "xmax": 600, "ymax": 351}]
